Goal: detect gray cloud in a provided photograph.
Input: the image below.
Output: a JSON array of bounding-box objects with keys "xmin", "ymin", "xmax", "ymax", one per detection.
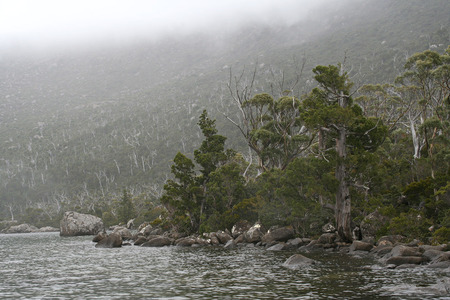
[{"xmin": 0, "ymin": 0, "xmax": 331, "ymax": 52}]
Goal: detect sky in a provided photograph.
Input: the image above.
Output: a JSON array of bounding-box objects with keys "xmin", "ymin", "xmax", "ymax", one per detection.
[{"xmin": 0, "ymin": 0, "xmax": 330, "ymax": 52}]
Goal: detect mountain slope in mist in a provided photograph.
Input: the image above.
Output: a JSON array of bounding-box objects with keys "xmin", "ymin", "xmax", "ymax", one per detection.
[{"xmin": 0, "ymin": 0, "xmax": 448, "ymax": 219}]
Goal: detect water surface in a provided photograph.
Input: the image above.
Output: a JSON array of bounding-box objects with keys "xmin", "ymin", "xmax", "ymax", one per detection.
[{"xmin": 0, "ymin": 232, "xmax": 448, "ymax": 299}]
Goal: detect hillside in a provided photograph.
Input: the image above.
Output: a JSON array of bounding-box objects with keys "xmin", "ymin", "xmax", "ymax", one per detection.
[{"xmin": 0, "ymin": 0, "xmax": 449, "ymax": 221}]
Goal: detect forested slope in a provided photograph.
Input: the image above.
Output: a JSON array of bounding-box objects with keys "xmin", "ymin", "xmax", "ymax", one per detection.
[{"xmin": 0, "ymin": 0, "xmax": 448, "ymax": 228}]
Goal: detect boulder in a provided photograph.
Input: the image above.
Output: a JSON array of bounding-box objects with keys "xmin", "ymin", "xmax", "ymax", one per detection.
[
  {"xmin": 175, "ymin": 237, "xmax": 197, "ymax": 247},
  {"xmin": 287, "ymin": 237, "xmax": 305, "ymax": 247},
  {"xmin": 283, "ymin": 254, "xmax": 316, "ymax": 269},
  {"xmin": 133, "ymin": 236, "xmax": 148, "ymax": 246},
  {"xmin": 419, "ymin": 244, "xmax": 448, "ymax": 252},
  {"xmin": 231, "ymin": 220, "xmax": 252, "ymax": 238},
  {"xmin": 385, "ymin": 256, "xmax": 424, "ymax": 266},
  {"xmin": 5, "ymin": 223, "xmax": 39, "ymax": 233},
  {"xmin": 113, "ymin": 226, "xmax": 133, "ymax": 240},
  {"xmin": 224, "ymin": 239, "xmax": 236, "ymax": 249},
  {"xmin": 141, "ymin": 236, "xmax": 172, "ymax": 247},
  {"xmin": 376, "ymin": 235, "xmax": 405, "ymax": 246},
  {"xmin": 138, "ymin": 222, "xmax": 151, "ymax": 232},
  {"xmin": 389, "ymin": 245, "xmax": 423, "ymax": 258},
  {"xmin": 92, "ymin": 232, "xmax": 108, "ymax": 242},
  {"xmin": 126, "ymin": 218, "xmax": 135, "ymax": 229},
  {"xmin": 244, "ymin": 222, "xmax": 265, "ymax": 243},
  {"xmin": 318, "ymin": 233, "xmax": 337, "ymax": 245},
  {"xmin": 261, "ymin": 226, "xmax": 295, "ymax": 244},
  {"xmin": 38, "ymin": 226, "xmax": 59, "ymax": 232},
  {"xmin": 60, "ymin": 211, "xmax": 104, "ymax": 236},
  {"xmin": 422, "ymin": 249, "xmax": 444, "ymax": 262},
  {"xmin": 322, "ymin": 223, "xmax": 335, "ymax": 233},
  {"xmin": 215, "ymin": 231, "xmax": 233, "ymax": 244},
  {"xmin": 267, "ymin": 242, "xmax": 291, "ymax": 251},
  {"xmin": 349, "ymin": 240, "xmax": 373, "ymax": 252},
  {"xmin": 95, "ymin": 233, "xmax": 122, "ymax": 248}
]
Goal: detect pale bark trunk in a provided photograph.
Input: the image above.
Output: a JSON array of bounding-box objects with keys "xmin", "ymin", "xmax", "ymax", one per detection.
[{"xmin": 335, "ymin": 126, "xmax": 352, "ymax": 242}]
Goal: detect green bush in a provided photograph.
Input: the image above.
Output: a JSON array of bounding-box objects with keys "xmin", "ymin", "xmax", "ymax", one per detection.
[
  {"xmin": 432, "ymin": 227, "xmax": 450, "ymax": 244},
  {"xmin": 387, "ymin": 209, "xmax": 432, "ymax": 241}
]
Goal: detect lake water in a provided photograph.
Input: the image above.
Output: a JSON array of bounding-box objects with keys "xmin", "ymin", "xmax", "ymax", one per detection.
[{"xmin": 0, "ymin": 232, "xmax": 448, "ymax": 299}]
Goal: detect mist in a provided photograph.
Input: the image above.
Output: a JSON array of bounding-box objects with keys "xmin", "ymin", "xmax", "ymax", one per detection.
[{"xmin": 0, "ymin": 0, "xmax": 333, "ymax": 54}]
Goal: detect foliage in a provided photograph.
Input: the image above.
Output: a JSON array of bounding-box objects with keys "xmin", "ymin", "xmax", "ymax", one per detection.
[
  {"xmin": 387, "ymin": 209, "xmax": 433, "ymax": 241},
  {"xmin": 117, "ymin": 189, "xmax": 136, "ymax": 225}
]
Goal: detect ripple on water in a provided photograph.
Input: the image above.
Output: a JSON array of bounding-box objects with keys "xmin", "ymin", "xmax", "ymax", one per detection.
[{"xmin": 0, "ymin": 232, "xmax": 449, "ymax": 299}]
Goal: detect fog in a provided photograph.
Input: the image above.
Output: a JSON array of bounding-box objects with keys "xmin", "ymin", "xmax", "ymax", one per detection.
[{"xmin": 0, "ymin": 0, "xmax": 332, "ymax": 53}]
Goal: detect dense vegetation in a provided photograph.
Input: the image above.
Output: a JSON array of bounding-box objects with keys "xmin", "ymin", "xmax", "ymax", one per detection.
[{"xmin": 0, "ymin": 0, "xmax": 449, "ymax": 242}]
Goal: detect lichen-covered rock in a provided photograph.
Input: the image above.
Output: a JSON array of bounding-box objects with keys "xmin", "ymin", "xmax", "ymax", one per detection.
[
  {"xmin": 215, "ymin": 231, "xmax": 233, "ymax": 244},
  {"xmin": 95, "ymin": 233, "xmax": 122, "ymax": 248},
  {"xmin": 349, "ymin": 240, "xmax": 373, "ymax": 252},
  {"xmin": 141, "ymin": 236, "xmax": 172, "ymax": 247},
  {"xmin": 261, "ymin": 226, "xmax": 295, "ymax": 244},
  {"xmin": 231, "ymin": 220, "xmax": 252, "ymax": 238},
  {"xmin": 385, "ymin": 256, "xmax": 424, "ymax": 266},
  {"xmin": 175, "ymin": 237, "xmax": 197, "ymax": 247},
  {"xmin": 92, "ymin": 232, "xmax": 108, "ymax": 242},
  {"xmin": 322, "ymin": 223, "xmax": 335, "ymax": 233},
  {"xmin": 4, "ymin": 223, "xmax": 39, "ymax": 234},
  {"xmin": 113, "ymin": 226, "xmax": 133, "ymax": 240},
  {"xmin": 244, "ymin": 222, "xmax": 265, "ymax": 243},
  {"xmin": 60, "ymin": 211, "xmax": 104, "ymax": 236},
  {"xmin": 283, "ymin": 254, "xmax": 316, "ymax": 269},
  {"xmin": 318, "ymin": 233, "xmax": 337, "ymax": 245}
]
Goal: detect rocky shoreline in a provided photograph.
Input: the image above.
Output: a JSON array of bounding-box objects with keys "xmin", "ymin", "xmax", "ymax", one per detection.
[
  {"xmin": 2, "ymin": 212, "xmax": 448, "ymax": 271},
  {"xmin": 0, "ymin": 222, "xmax": 59, "ymax": 234},
  {"xmin": 94, "ymin": 220, "xmax": 450, "ymax": 270}
]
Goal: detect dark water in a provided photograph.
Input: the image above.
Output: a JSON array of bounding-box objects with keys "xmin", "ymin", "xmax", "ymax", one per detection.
[{"xmin": 0, "ymin": 232, "xmax": 448, "ymax": 299}]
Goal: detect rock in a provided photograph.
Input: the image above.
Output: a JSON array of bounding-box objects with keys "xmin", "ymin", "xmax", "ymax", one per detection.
[
  {"xmin": 244, "ymin": 222, "xmax": 265, "ymax": 243},
  {"xmin": 215, "ymin": 231, "xmax": 233, "ymax": 244},
  {"xmin": 234, "ymin": 234, "xmax": 245, "ymax": 244},
  {"xmin": 419, "ymin": 244, "xmax": 448, "ymax": 252},
  {"xmin": 60, "ymin": 211, "xmax": 104, "ymax": 236},
  {"xmin": 385, "ymin": 256, "xmax": 424, "ymax": 266},
  {"xmin": 92, "ymin": 232, "xmax": 107, "ymax": 242},
  {"xmin": 113, "ymin": 226, "xmax": 133, "ymax": 240},
  {"xmin": 133, "ymin": 236, "xmax": 147, "ymax": 246},
  {"xmin": 138, "ymin": 222, "xmax": 151, "ymax": 232},
  {"xmin": 318, "ymin": 233, "xmax": 337, "ymax": 245},
  {"xmin": 261, "ymin": 226, "xmax": 295, "ymax": 244},
  {"xmin": 126, "ymin": 219, "xmax": 135, "ymax": 229},
  {"xmin": 377, "ymin": 235, "xmax": 405, "ymax": 246},
  {"xmin": 224, "ymin": 239, "xmax": 236, "ymax": 249},
  {"xmin": 396, "ymin": 264, "xmax": 422, "ymax": 269},
  {"xmin": 427, "ymin": 261, "xmax": 450, "ymax": 269},
  {"xmin": 287, "ymin": 237, "xmax": 304, "ymax": 247},
  {"xmin": 283, "ymin": 254, "xmax": 315, "ymax": 269},
  {"xmin": 389, "ymin": 245, "xmax": 422, "ymax": 257},
  {"xmin": 95, "ymin": 233, "xmax": 122, "ymax": 248},
  {"xmin": 349, "ymin": 240, "xmax": 373, "ymax": 252},
  {"xmin": 422, "ymin": 249, "xmax": 444, "ymax": 262},
  {"xmin": 267, "ymin": 243, "xmax": 290, "ymax": 251},
  {"xmin": 322, "ymin": 223, "xmax": 335, "ymax": 233},
  {"xmin": 141, "ymin": 236, "xmax": 172, "ymax": 247},
  {"xmin": 38, "ymin": 226, "xmax": 59, "ymax": 232},
  {"xmin": 5, "ymin": 223, "xmax": 39, "ymax": 233},
  {"xmin": 175, "ymin": 237, "xmax": 197, "ymax": 247},
  {"xmin": 371, "ymin": 246, "xmax": 394, "ymax": 257},
  {"xmin": 210, "ymin": 235, "xmax": 220, "ymax": 245},
  {"xmin": 147, "ymin": 227, "xmax": 164, "ymax": 236},
  {"xmin": 231, "ymin": 220, "xmax": 252, "ymax": 238}
]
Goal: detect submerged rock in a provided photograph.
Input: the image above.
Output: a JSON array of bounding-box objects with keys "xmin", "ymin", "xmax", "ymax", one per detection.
[
  {"xmin": 283, "ymin": 254, "xmax": 316, "ymax": 269},
  {"xmin": 4, "ymin": 223, "xmax": 39, "ymax": 234},
  {"xmin": 95, "ymin": 233, "xmax": 122, "ymax": 248},
  {"xmin": 141, "ymin": 236, "xmax": 172, "ymax": 247},
  {"xmin": 60, "ymin": 211, "xmax": 104, "ymax": 237},
  {"xmin": 261, "ymin": 226, "xmax": 295, "ymax": 244}
]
